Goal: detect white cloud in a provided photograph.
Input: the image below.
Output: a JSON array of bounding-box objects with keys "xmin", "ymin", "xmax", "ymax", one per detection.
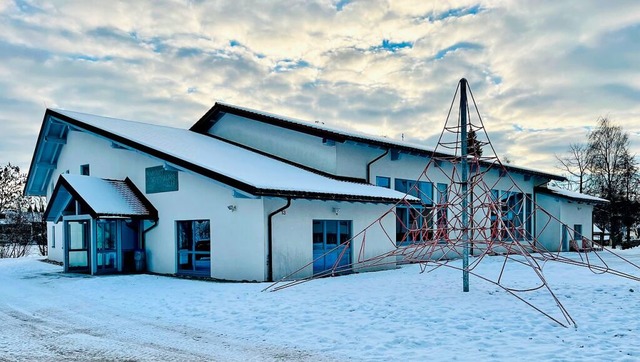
[{"xmin": 1, "ymin": 0, "xmax": 639, "ymax": 175}]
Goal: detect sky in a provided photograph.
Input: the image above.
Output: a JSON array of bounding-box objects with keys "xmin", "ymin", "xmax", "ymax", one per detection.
[{"xmin": 1, "ymin": 0, "xmax": 640, "ymax": 175}]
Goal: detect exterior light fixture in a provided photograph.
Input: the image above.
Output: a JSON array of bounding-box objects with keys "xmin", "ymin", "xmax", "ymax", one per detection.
[
  {"xmin": 227, "ymin": 205, "xmax": 237, "ymax": 212},
  {"xmin": 332, "ymin": 207, "xmax": 340, "ymax": 215}
]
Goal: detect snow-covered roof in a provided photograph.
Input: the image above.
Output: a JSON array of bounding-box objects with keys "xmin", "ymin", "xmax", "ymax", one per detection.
[
  {"xmin": 44, "ymin": 174, "xmax": 157, "ymax": 221},
  {"xmin": 193, "ymin": 102, "xmax": 566, "ymax": 182},
  {"xmin": 42, "ymin": 109, "xmax": 415, "ymax": 203},
  {"xmin": 63, "ymin": 174, "xmax": 154, "ymax": 216},
  {"xmin": 539, "ymin": 185, "xmax": 609, "ymax": 204}
]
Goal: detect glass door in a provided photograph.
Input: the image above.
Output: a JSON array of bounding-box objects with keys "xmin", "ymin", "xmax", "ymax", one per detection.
[
  {"xmin": 313, "ymin": 220, "xmax": 352, "ymax": 275},
  {"xmin": 66, "ymin": 220, "xmax": 90, "ymax": 272},
  {"xmin": 96, "ymin": 220, "xmax": 118, "ymax": 273}
]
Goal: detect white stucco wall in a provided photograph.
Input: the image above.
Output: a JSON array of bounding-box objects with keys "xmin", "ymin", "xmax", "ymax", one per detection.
[
  {"xmin": 47, "ymin": 129, "xmax": 267, "ymax": 281},
  {"xmin": 535, "ymin": 193, "xmax": 594, "ymax": 252},
  {"xmin": 210, "ymin": 114, "xmax": 338, "ymax": 175},
  {"xmin": 46, "ymin": 222, "xmax": 65, "ymax": 263},
  {"xmin": 268, "ymin": 198, "xmax": 396, "ymax": 281}
]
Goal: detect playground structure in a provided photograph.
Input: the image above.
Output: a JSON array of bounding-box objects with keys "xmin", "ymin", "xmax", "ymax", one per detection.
[{"xmin": 264, "ymin": 79, "xmax": 640, "ymax": 327}]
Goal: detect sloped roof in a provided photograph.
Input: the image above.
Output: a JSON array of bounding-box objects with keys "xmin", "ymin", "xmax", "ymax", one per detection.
[
  {"xmin": 28, "ymin": 109, "xmax": 416, "ymax": 204},
  {"xmin": 191, "ymin": 102, "xmax": 566, "ymax": 182},
  {"xmin": 536, "ymin": 185, "xmax": 609, "ymax": 204},
  {"xmin": 44, "ymin": 174, "xmax": 157, "ymax": 221}
]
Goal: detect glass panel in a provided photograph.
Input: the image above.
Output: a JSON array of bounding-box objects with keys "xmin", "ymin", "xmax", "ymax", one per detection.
[
  {"xmin": 436, "ymin": 183, "xmax": 448, "ymax": 234},
  {"xmin": 313, "ymin": 221, "xmax": 323, "ymax": 244},
  {"xmin": 418, "ymin": 181, "xmax": 434, "ymax": 205},
  {"xmin": 177, "ymin": 221, "xmax": 193, "ymax": 251},
  {"xmin": 325, "ymin": 220, "xmax": 338, "ymax": 244},
  {"xmin": 178, "ymin": 251, "xmax": 193, "ymax": 270},
  {"xmin": 376, "ymin": 176, "xmax": 390, "ymax": 188},
  {"xmin": 339, "ymin": 221, "xmax": 351, "ymax": 243},
  {"xmin": 396, "ymin": 207, "xmax": 408, "ymax": 242},
  {"xmin": 68, "ymin": 221, "xmax": 87, "ymax": 250},
  {"xmin": 394, "ymin": 179, "xmax": 409, "ymax": 193},
  {"xmin": 68, "ymin": 250, "xmax": 88, "ymax": 267}
]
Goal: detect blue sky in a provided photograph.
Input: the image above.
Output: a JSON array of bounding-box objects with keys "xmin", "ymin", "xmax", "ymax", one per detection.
[{"xmin": 1, "ymin": 0, "xmax": 639, "ymax": 175}]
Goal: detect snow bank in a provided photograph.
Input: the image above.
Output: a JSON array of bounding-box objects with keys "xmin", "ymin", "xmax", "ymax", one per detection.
[{"xmin": 1, "ymin": 251, "xmax": 639, "ymax": 361}]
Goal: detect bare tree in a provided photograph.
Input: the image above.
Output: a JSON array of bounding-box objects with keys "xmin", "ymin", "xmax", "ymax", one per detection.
[
  {"xmin": 555, "ymin": 143, "xmax": 589, "ymax": 193},
  {"xmin": 586, "ymin": 117, "xmax": 638, "ymax": 248}
]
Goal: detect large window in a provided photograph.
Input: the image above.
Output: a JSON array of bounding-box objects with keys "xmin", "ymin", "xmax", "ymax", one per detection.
[
  {"xmin": 491, "ymin": 189, "xmax": 526, "ymax": 241},
  {"xmin": 177, "ymin": 220, "xmax": 211, "ymax": 275},
  {"xmin": 395, "ymin": 179, "xmax": 434, "ymax": 245}
]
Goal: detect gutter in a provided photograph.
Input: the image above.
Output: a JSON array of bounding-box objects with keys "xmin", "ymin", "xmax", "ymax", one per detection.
[
  {"xmin": 267, "ymin": 198, "xmax": 292, "ymax": 282},
  {"xmin": 366, "ymin": 149, "xmax": 389, "ymax": 184}
]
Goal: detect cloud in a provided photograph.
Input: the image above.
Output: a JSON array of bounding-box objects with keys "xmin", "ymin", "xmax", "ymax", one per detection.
[{"xmin": 1, "ymin": 0, "xmax": 640, "ymax": 176}]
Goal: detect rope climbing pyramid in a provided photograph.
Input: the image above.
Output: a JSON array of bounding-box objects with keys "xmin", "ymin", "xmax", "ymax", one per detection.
[{"xmin": 265, "ymin": 79, "xmax": 640, "ymax": 327}]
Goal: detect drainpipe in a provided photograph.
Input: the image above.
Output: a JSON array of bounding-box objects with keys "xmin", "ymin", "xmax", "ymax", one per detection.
[
  {"xmin": 267, "ymin": 198, "xmax": 291, "ymax": 282},
  {"xmin": 366, "ymin": 149, "xmax": 389, "ymax": 184}
]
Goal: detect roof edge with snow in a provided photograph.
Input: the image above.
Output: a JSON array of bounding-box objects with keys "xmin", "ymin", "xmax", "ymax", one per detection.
[
  {"xmin": 27, "ymin": 109, "xmax": 416, "ymax": 204},
  {"xmin": 535, "ymin": 185, "xmax": 609, "ymax": 204},
  {"xmin": 190, "ymin": 102, "xmax": 566, "ymax": 182}
]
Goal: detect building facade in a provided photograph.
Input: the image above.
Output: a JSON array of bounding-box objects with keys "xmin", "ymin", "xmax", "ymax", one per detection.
[{"xmin": 26, "ymin": 104, "xmax": 605, "ymax": 281}]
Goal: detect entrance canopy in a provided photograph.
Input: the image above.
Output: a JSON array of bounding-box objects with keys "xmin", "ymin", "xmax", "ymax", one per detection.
[{"xmin": 44, "ymin": 174, "xmax": 158, "ymax": 222}]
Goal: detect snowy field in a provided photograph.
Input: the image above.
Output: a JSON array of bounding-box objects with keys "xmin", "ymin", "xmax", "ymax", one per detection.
[{"xmin": 1, "ymin": 251, "xmax": 639, "ymax": 362}]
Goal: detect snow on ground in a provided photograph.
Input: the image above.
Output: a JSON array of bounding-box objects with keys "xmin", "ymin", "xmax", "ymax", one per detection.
[{"xmin": 1, "ymin": 251, "xmax": 639, "ymax": 361}]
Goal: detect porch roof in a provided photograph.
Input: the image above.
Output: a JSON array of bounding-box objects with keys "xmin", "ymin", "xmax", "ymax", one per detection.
[{"xmin": 44, "ymin": 174, "xmax": 158, "ymax": 222}]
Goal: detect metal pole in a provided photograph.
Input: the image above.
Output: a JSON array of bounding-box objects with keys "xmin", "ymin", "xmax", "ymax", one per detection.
[{"xmin": 460, "ymin": 78, "xmax": 470, "ymax": 292}]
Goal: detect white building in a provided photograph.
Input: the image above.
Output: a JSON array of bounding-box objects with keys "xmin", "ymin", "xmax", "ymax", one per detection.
[{"xmin": 25, "ymin": 104, "xmax": 606, "ymax": 281}]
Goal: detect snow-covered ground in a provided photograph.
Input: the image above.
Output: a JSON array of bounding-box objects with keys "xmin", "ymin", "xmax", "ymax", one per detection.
[{"xmin": 1, "ymin": 251, "xmax": 639, "ymax": 361}]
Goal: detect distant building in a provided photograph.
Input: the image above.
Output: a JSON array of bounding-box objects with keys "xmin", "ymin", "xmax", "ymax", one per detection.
[{"xmin": 25, "ymin": 104, "xmax": 606, "ymax": 280}]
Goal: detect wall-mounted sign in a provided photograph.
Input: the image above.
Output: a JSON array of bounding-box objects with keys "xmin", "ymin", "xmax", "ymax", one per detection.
[{"xmin": 145, "ymin": 166, "xmax": 178, "ymax": 194}]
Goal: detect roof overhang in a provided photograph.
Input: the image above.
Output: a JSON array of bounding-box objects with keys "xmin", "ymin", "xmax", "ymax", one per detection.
[
  {"xmin": 44, "ymin": 174, "xmax": 158, "ymax": 222},
  {"xmin": 25, "ymin": 112, "xmax": 70, "ymax": 196},
  {"xmin": 27, "ymin": 109, "xmax": 411, "ymax": 205},
  {"xmin": 535, "ymin": 186, "xmax": 609, "ymax": 205}
]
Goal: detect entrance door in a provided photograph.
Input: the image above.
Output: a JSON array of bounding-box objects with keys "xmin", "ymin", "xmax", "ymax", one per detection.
[
  {"xmin": 312, "ymin": 220, "xmax": 352, "ymax": 275},
  {"xmin": 66, "ymin": 220, "xmax": 90, "ymax": 272},
  {"xmin": 96, "ymin": 220, "xmax": 118, "ymax": 273}
]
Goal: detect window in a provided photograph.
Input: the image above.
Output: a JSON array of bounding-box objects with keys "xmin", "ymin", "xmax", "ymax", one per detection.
[
  {"xmin": 525, "ymin": 194, "xmax": 533, "ymax": 239},
  {"xmin": 395, "ymin": 179, "xmax": 433, "ymax": 204},
  {"xmin": 176, "ymin": 220, "xmax": 210, "ymax": 275},
  {"xmin": 376, "ymin": 176, "xmax": 390, "ymax": 188},
  {"xmin": 491, "ymin": 190, "xmax": 525, "ymax": 241},
  {"xmin": 436, "ymin": 183, "xmax": 448, "ymax": 238},
  {"xmin": 395, "ymin": 179, "xmax": 434, "ymax": 245},
  {"xmin": 80, "ymin": 164, "xmax": 90, "ymax": 176},
  {"xmin": 51, "ymin": 225, "xmax": 55, "ymax": 248}
]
